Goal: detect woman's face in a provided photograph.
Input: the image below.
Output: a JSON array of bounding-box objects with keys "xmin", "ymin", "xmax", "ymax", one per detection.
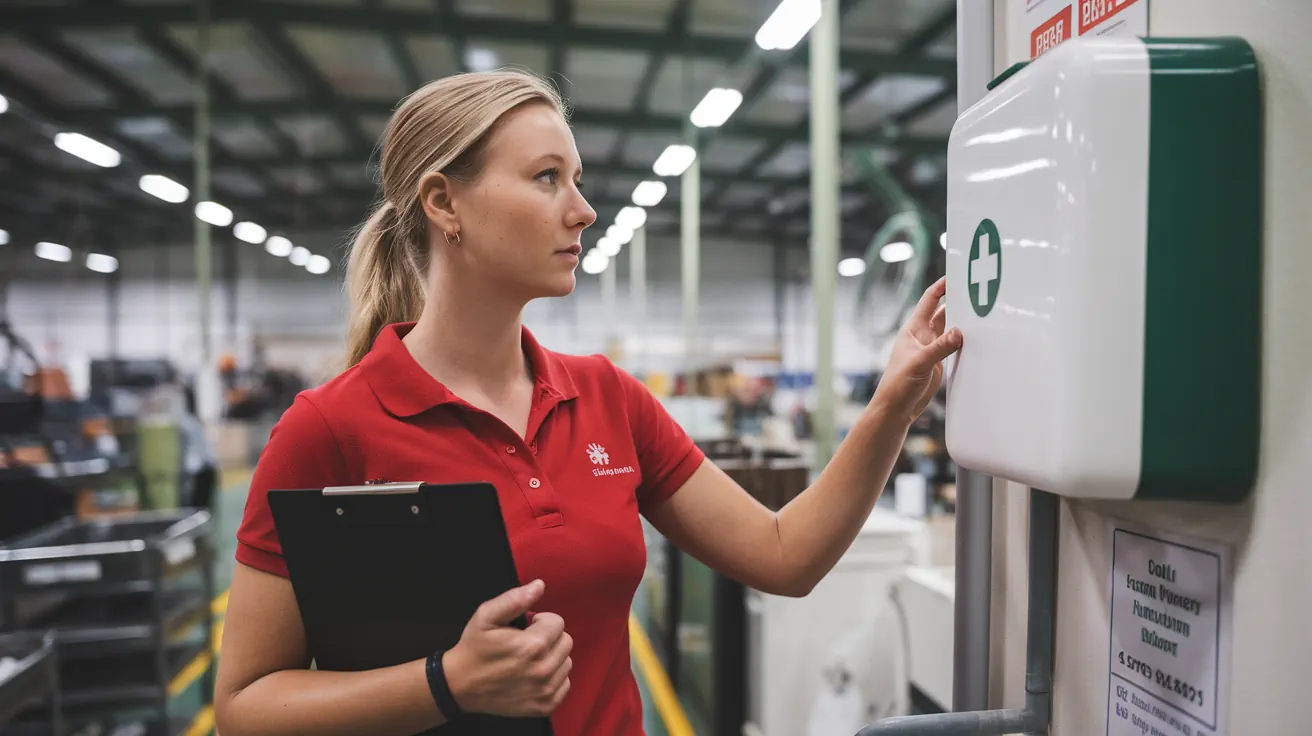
[{"xmin": 430, "ymin": 102, "xmax": 597, "ymax": 301}]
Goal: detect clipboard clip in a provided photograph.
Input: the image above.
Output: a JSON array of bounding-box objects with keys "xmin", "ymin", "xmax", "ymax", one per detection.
[{"xmin": 321, "ymin": 481, "xmax": 424, "ymax": 496}]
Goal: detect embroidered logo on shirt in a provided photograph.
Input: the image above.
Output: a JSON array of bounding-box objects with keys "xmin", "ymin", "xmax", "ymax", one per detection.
[{"xmin": 587, "ymin": 443, "xmax": 635, "ymax": 477}]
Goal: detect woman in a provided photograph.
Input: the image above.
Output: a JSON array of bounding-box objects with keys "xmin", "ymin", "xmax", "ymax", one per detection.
[{"xmin": 214, "ymin": 69, "xmax": 962, "ymax": 736}]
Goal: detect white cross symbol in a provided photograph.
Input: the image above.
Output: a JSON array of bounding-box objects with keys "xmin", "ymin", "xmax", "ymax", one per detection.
[{"xmin": 970, "ymin": 230, "xmax": 999, "ymax": 308}]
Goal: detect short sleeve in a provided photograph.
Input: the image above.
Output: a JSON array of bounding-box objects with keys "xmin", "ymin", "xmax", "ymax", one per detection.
[
  {"xmin": 612, "ymin": 364, "xmax": 706, "ymax": 513},
  {"xmin": 235, "ymin": 395, "xmax": 352, "ymax": 577}
]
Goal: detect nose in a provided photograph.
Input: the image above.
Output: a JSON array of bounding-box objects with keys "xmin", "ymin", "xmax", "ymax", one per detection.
[{"xmin": 570, "ymin": 188, "xmax": 597, "ymax": 231}]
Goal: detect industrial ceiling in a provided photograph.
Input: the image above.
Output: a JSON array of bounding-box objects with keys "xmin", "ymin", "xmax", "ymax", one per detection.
[{"xmin": 0, "ymin": 0, "xmax": 957, "ymax": 271}]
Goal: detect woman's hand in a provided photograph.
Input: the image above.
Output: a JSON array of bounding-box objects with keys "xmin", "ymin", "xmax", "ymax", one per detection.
[
  {"xmin": 870, "ymin": 276, "xmax": 963, "ymax": 425},
  {"xmin": 443, "ymin": 579, "xmax": 573, "ymax": 718}
]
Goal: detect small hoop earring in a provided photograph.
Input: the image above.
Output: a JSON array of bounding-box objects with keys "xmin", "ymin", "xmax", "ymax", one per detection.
[{"xmin": 444, "ymin": 231, "xmax": 460, "ymax": 245}]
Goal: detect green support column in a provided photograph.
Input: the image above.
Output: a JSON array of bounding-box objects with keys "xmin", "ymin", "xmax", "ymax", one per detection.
[
  {"xmin": 810, "ymin": 0, "xmax": 841, "ymax": 465},
  {"xmin": 630, "ymin": 225, "xmax": 647, "ymax": 371},
  {"xmin": 601, "ymin": 249, "xmax": 617, "ymax": 355},
  {"xmin": 681, "ymin": 133, "xmax": 701, "ymax": 380},
  {"xmin": 194, "ymin": 0, "xmax": 213, "ymax": 402}
]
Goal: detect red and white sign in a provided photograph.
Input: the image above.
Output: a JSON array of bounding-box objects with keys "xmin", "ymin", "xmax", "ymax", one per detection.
[
  {"xmin": 1031, "ymin": 6, "xmax": 1073, "ymax": 58},
  {"xmin": 1011, "ymin": 0, "xmax": 1148, "ymax": 62},
  {"xmin": 1078, "ymin": 0, "xmax": 1144, "ymax": 36}
]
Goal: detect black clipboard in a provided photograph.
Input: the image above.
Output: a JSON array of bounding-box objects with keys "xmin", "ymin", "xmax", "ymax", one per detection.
[{"xmin": 269, "ymin": 481, "xmax": 554, "ymax": 736}]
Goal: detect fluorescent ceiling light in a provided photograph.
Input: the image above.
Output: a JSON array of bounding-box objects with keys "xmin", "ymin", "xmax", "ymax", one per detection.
[
  {"xmin": 195, "ymin": 200, "xmax": 233, "ymax": 227},
  {"xmin": 632, "ymin": 180, "xmax": 667, "ymax": 207},
  {"xmin": 54, "ymin": 132, "xmax": 121, "ymax": 168},
  {"xmin": 0, "ymin": 229, "xmax": 8, "ymax": 246},
  {"xmin": 289, "ymin": 246, "xmax": 310, "ymax": 266},
  {"xmin": 939, "ymin": 232, "xmax": 948, "ymax": 249},
  {"xmin": 85, "ymin": 252, "xmax": 118, "ymax": 274},
  {"xmin": 606, "ymin": 224, "xmax": 633, "ymax": 246},
  {"xmin": 838, "ymin": 257, "xmax": 866, "ymax": 277},
  {"xmin": 690, "ymin": 88, "xmax": 743, "ymax": 128},
  {"xmin": 615, "ymin": 206, "xmax": 647, "ymax": 230},
  {"xmin": 306, "ymin": 254, "xmax": 331, "ymax": 275},
  {"xmin": 464, "ymin": 47, "xmax": 500, "ymax": 72},
  {"xmin": 839, "ymin": 254, "xmax": 871, "ymax": 274},
  {"xmin": 653, "ymin": 144, "xmax": 697, "ymax": 177},
  {"xmin": 233, "ymin": 221, "xmax": 267, "ymax": 244},
  {"xmin": 880, "ymin": 241, "xmax": 914, "ymax": 264},
  {"xmin": 582, "ymin": 250, "xmax": 609, "ymax": 275},
  {"xmin": 35, "ymin": 241, "xmax": 71, "ymax": 263},
  {"xmin": 597, "ymin": 236, "xmax": 622, "ymax": 257},
  {"xmin": 265, "ymin": 235, "xmax": 293, "ymax": 257},
  {"xmin": 138, "ymin": 174, "xmax": 189, "ymax": 203},
  {"xmin": 755, "ymin": 0, "xmax": 822, "ymax": 51},
  {"xmin": 0, "ymin": 94, "xmax": 8, "ymax": 115}
]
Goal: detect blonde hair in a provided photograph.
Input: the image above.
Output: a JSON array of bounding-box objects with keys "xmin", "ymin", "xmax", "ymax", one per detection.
[{"xmin": 343, "ymin": 69, "xmax": 566, "ymax": 368}]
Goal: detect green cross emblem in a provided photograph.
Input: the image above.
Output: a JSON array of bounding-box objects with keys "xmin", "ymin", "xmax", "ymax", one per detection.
[{"xmin": 968, "ymin": 218, "xmax": 1001, "ymax": 317}]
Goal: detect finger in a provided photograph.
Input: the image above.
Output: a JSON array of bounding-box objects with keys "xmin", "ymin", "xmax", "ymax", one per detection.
[
  {"xmin": 544, "ymin": 656, "xmax": 573, "ymax": 693},
  {"xmin": 930, "ymin": 304, "xmax": 946, "ymax": 337},
  {"xmin": 908, "ymin": 327, "xmax": 963, "ymax": 375},
  {"xmin": 474, "ymin": 579, "xmax": 545, "ymax": 628},
  {"xmin": 910, "ymin": 276, "xmax": 948, "ymax": 326},
  {"xmin": 547, "ymin": 676, "xmax": 572, "ymax": 710},
  {"xmin": 525, "ymin": 612, "xmax": 566, "ymax": 647}
]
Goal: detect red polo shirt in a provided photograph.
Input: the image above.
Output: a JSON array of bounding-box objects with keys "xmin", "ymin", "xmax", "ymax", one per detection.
[{"xmin": 236, "ymin": 322, "xmax": 705, "ymax": 735}]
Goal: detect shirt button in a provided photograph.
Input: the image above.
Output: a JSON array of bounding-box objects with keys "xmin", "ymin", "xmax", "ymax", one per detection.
[
  {"xmin": 505, "ymin": 445, "xmax": 516, "ymax": 455},
  {"xmin": 529, "ymin": 477, "xmax": 541, "ymax": 489}
]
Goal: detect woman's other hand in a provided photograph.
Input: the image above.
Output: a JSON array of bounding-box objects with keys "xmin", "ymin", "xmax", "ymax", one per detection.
[
  {"xmin": 444, "ymin": 579, "xmax": 573, "ymax": 718},
  {"xmin": 871, "ymin": 276, "xmax": 963, "ymax": 425}
]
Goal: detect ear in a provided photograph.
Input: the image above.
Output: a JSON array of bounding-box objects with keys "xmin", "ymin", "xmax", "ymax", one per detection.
[{"xmin": 417, "ymin": 171, "xmax": 460, "ymax": 239}]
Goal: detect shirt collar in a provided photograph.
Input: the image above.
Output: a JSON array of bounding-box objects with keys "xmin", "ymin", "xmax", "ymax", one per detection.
[{"xmin": 362, "ymin": 322, "xmax": 579, "ymax": 418}]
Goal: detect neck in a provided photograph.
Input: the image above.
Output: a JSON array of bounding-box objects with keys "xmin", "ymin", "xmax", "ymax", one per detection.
[{"xmin": 404, "ymin": 273, "xmax": 530, "ymax": 396}]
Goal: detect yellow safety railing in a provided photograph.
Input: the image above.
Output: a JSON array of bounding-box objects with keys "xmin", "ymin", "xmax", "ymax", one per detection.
[{"xmin": 628, "ymin": 614, "xmax": 696, "ymax": 736}]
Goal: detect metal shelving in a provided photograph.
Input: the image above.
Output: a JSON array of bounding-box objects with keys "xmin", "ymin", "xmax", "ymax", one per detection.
[
  {"xmin": 0, "ymin": 510, "xmax": 216, "ymax": 735},
  {"xmin": 0, "ymin": 631, "xmax": 60, "ymax": 732}
]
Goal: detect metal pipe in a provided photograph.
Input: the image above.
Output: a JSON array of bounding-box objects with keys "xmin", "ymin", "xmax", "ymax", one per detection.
[
  {"xmin": 810, "ymin": 0, "xmax": 841, "ymax": 466},
  {"xmin": 858, "ymin": 708, "xmax": 1039, "ymax": 735},
  {"xmin": 953, "ymin": 470, "xmax": 993, "ymax": 711},
  {"xmin": 951, "ymin": 0, "xmax": 997, "ymax": 715},
  {"xmin": 1023, "ymin": 490, "xmax": 1059, "ymax": 735},
  {"xmin": 856, "ymin": 489, "xmax": 1058, "ymax": 736}
]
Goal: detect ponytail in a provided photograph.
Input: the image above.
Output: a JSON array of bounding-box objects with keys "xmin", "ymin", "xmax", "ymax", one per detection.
[{"xmin": 344, "ymin": 201, "xmax": 426, "ymax": 368}]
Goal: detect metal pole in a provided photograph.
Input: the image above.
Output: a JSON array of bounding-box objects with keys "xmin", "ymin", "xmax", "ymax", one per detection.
[
  {"xmin": 107, "ymin": 262, "xmax": 121, "ymax": 360},
  {"xmin": 810, "ymin": 0, "xmax": 840, "ymax": 465},
  {"xmin": 856, "ymin": 489, "xmax": 1057, "ymax": 736},
  {"xmin": 601, "ymin": 252, "xmax": 617, "ymax": 356},
  {"xmin": 681, "ymin": 133, "xmax": 700, "ymax": 379},
  {"xmin": 194, "ymin": 0, "xmax": 213, "ymax": 386},
  {"xmin": 952, "ymin": 0, "xmax": 996, "ymax": 715},
  {"xmin": 630, "ymin": 225, "xmax": 647, "ymax": 372}
]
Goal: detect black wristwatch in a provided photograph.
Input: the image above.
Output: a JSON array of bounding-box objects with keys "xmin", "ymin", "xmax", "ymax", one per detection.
[{"xmin": 426, "ymin": 651, "xmax": 466, "ymax": 720}]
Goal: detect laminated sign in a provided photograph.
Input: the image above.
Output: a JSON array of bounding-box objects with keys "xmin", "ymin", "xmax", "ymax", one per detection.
[
  {"xmin": 1012, "ymin": 0, "xmax": 1149, "ymax": 61},
  {"xmin": 1105, "ymin": 520, "xmax": 1232, "ymax": 736}
]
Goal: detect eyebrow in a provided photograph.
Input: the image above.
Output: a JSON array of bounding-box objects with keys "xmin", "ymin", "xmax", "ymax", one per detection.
[{"xmin": 533, "ymin": 153, "xmax": 583, "ymax": 176}]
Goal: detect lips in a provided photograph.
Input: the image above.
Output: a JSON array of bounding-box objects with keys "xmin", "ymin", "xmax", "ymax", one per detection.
[{"xmin": 559, "ymin": 244, "xmax": 582, "ymax": 255}]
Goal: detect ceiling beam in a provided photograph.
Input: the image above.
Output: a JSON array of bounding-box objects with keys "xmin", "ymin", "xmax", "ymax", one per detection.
[
  {"xmin": 239, "ymin": 4, "xmax": 373, "ymax": 154},
  {"xmin": 0, "ymin": 3, "xmax": 954, "ymax": 79},
  {"xmin": 732, "ymin": 0, "xmax": 867, "ymax": 122},
  {"xmin": 707, "ymin": 4, "xmax": 957, "ymax": 211},
  {"xmin": 369, "ymin": 0, "xmax": 424, "ymax": 92},
  {"xmin": 603, "ymin": 0, "xmax": 693, "ymax": 177},
  {"xmin": 51, "ymin": 100, "xmax": 947, "ymax": 152}
]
